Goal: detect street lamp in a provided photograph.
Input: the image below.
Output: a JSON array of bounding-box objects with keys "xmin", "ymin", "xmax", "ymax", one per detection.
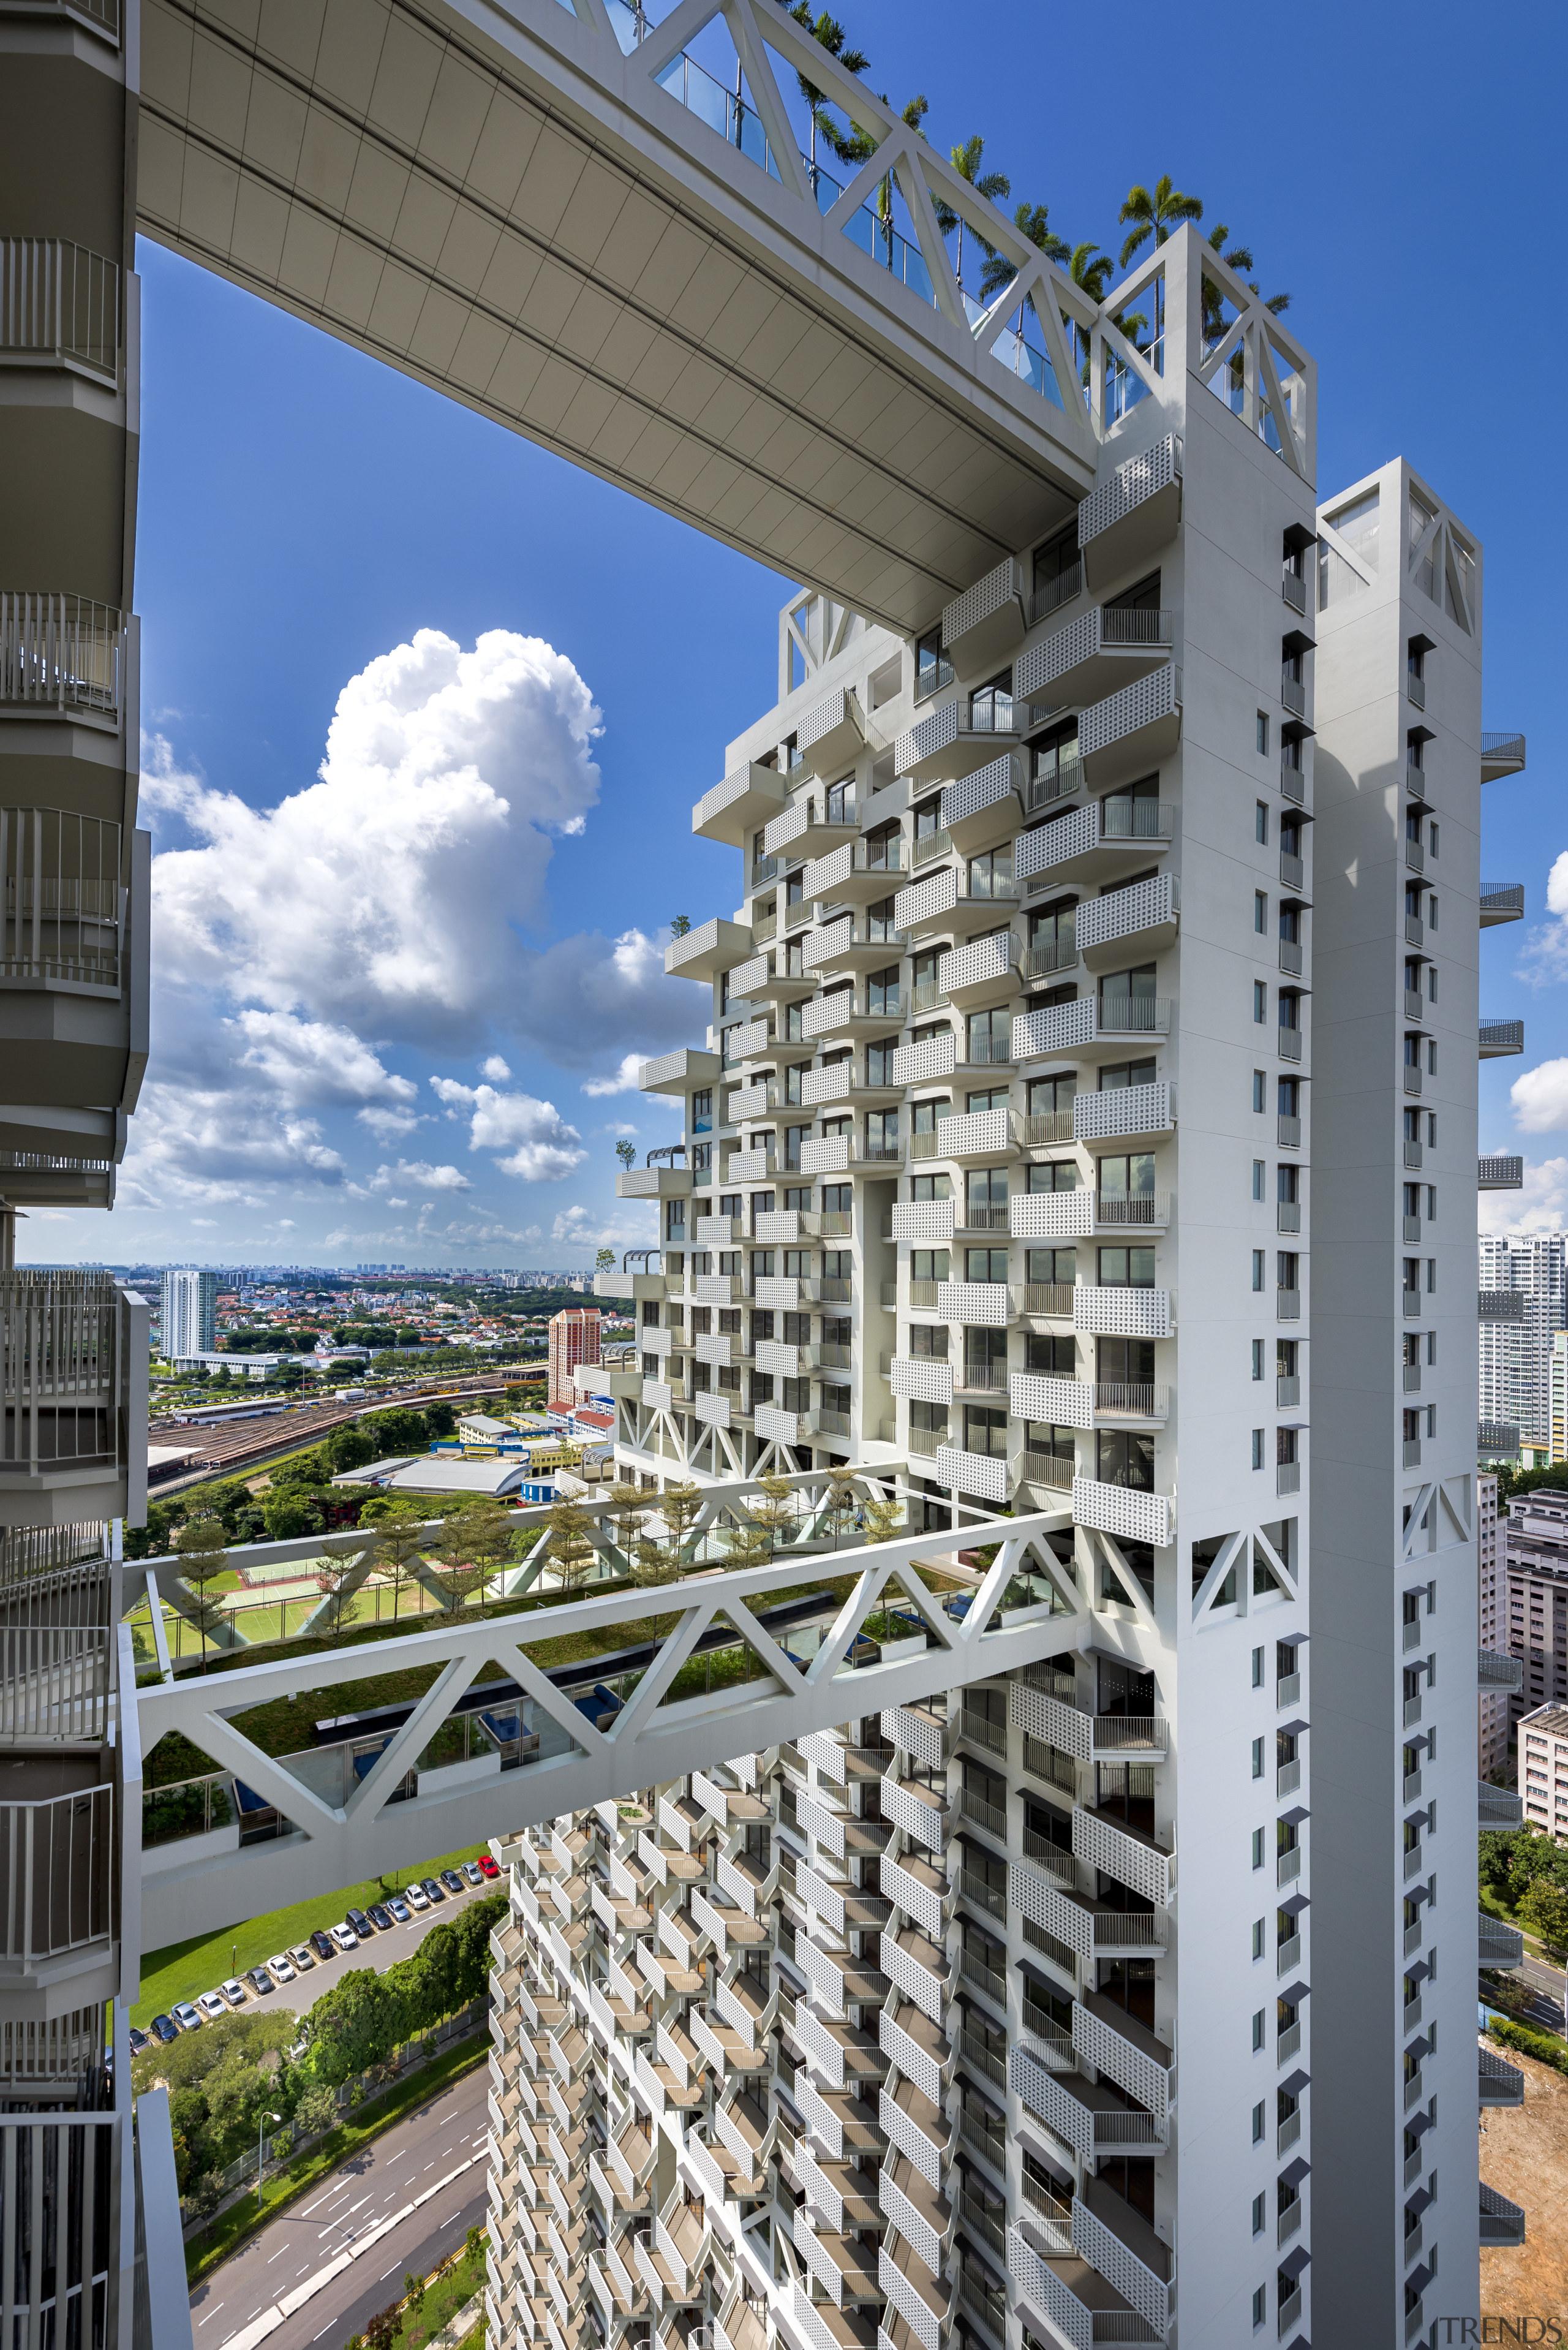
[{"xmin": 258, "ymin": 2112, "xmax": 282, "ymax": 2210}]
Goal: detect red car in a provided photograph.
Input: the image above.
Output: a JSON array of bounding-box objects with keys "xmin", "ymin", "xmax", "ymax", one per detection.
[{"xmin": 477, "ymin": 1854, "xmax": 500, "ymax": 1880}]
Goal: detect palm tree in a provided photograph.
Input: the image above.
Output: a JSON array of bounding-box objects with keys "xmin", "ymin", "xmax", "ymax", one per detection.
[
  {"xmin": 1117, "ymin": 175, "xmax": 1203, "ymax": 269},
  {"xmin": 786, "ymin": 4, "xmax": 870, "ymax": 179},
  {"xmin": 978, "ymin": 201, "xmax": 1069, "ymax": 306},
  {"xmin": 932, "ymin": 135, "xmax": 1010, "ymax": 294},
  {"xmin": 1203, "ymin": 221, "xmax": 1291, "ymax": 342}
]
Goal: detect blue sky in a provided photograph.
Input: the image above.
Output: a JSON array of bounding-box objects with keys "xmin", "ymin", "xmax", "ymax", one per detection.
[{"xmin": 37, "ymin": 0, "xmax": 1565, "ymax": 1266}]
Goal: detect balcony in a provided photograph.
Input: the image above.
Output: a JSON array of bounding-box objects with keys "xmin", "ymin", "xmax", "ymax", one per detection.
[
  {"xmin": 1079, "ymin": 433, "xmax": 1183, "ymax": 591},
  {"xmin": 640, "ymin": 1045, "xmax": 722, "ymax": 1097},
  {"xmin": 1075, "ymin": 872, "xmax": 1180, "ymax": 972},
  {"xmin": 882, "ymin": 1851, "xmax": 950, "ymax": 1943},
  {"xmin": 881, "ymin": 1925, "xmax": 952, "ymax": 2022},
  {"xmin": 1479, "ymin": 1290, "xmax": 1524, "ymax": 1321},
  {"xmin": 889, "ymin": 1356, "xmax": 954, "ymax": 1407},
  {"xmin": 1482, "ymin": 730, "xmax": 1526, "ymax": 782},
  {"xmin": 1479, "ymin": 1648, "xmax": 1524, "ymax": 1694},
  {"xmin": 692, "ymin": 761, "xmax": 787, "ymax": 845},
  {"xmin": 1017, "ymin": 793, "xmax": 1174, "ymax": 890},
  {"xmin": 894, "ymin": 863, "xmax": 1020, "ymax": 942},
  {"xmin": 1479, "ymin": 2046, "xmax": 1525, "ymax": 2108},
  {"xmin": 895, "ymin": 697, "xmax": 1048, "ymax": 788},
  {"xmin": 806, "ymin": 923, "xmax": 905, "ymax": 984},
  {"xmin": 1480, "ymin": 2182, "xmax": 1527, "ymax": 2246},
  {"xmin": 802, "ymin": 987, "xmax": 894, "ymax": 1043},
  {"xmin": 0, "ymin": 594, "xmax": 124, "ymax": 725},
  {"xmin": 1480, "ymin": 1018, "xmax": 1524, "ymax": 1057},
  {"xmin": 664, "ymin": 916, "xmax": 753, "ymax": 982},
  {"xmin": 800, "ymin": 1060, "xmax": 900, "ymax": 1111},
  {"xmin": 891, "ymin": 1030, "xmax": 956, "ymax": 1089},
  {"xmin": 797, "ymin": 686, "xmax": 866, "ymax": 780},
  {"xmin": 936, "ymin": 929, "xmax": 1019, "ymax": 1011},
  {"xmin": 1009, "ymin": 2044, "xmax": 1166, "ymax": 2166},
  {"xmin": 880, "ymin": 2157, "xmax": 951, "ymax": 2286},
  {"xmin": 1072, "ymin": 1807, "xmax": 1172, "ymax": 1907},
  {"xmin": 1074, "ymin": 1082, "xmax": 1175, "ymax": 1148},
  {"xmin": 1011, "ymin": 1370, "xmax": 1167, "ymax": 1429},
  {"xmin": 1014, "ymin": 992, "xmax": 1171, "ymax": 1066},
  {"xmin": 924, "ymin": 1108, "xmax": 1025, "ymax": 1170},
  {"xmin": 1479, "ymin": 1155, "xmax": 1524, "ymax": 1190},
  {"xmin": 617, "ymin": 1164, "xmax": 693, "ymax": 1199},
  {"xmin": 1480, "ymin": 882, "xmax": 1525, "ymax": 927},
  {"xmin": 1479, "ymin": 1781, "xmax": 1523, "ymax": 1829},
  {"xmin": 1016, "ymin": 603, "xmax": 1174, "ymax": 714},
  {"xmin": 0, "ymin": 1271, "xmax": 146, "ymax": 1525},
  {"xmin": 804, "ymin": 837, "xmax": 906, "ymax": 905},
  {"xmin": 880, "ymin": 2076, "xmax": 952, "ymax": 2187},
  {"xmin": 764, "ymin": 793, "xmax": 859, "ymax": 864},
  {"xmin": 1079, "ymin": 665, "xmax": 1182, "ymax": 792},
  {"xmin": 1072, "ymin": 1476, "xmax": 1172, "ymax": 1549},
  {"xmin": 938, "ymin": 752, "xmax": 1028, "ymax": 858},
  {"xmin": 1073, "ymin": 1284, "xmax": 1174, "ymax": 1339},
  {"xmin": 942, "ymin": 555, "xmax": 1028, "ymax": 676}
]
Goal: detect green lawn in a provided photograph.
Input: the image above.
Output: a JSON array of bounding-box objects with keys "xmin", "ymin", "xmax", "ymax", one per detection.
[
  {"xmin": 397, "ymin": 2235, "xmax": 488, "ymax": 2350},
  {"xmin": 132, "ymin": 1844, "xmax": 490, "ymax": 2025}
]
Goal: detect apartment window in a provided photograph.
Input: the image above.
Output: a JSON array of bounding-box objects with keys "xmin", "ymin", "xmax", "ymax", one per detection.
[
  {"xmin": 1252, "ymin": 1429, "xmax": 1265, "ymax": 1470},
  {"xmin": 1254, "ymin": 890, "xmax": 1267, "ymax": 934},
  {"xmin": 1251, "ymin": 2008, "xmax": 1265, "ymax": 2052},
  {"xmin": 1251, "ymin": 1916, "xmax": 1265, "ymax": 1957},
  {"xmin": 1427, "ymin": 1037, "xmax": 1437, "ymax": 1075},
  {"xmin": 1251, "ymin": 2101, "xmax": 1265, "ymax": 2144},
  {"xmin": 1256, "ymin": 802, "xmax": 1269, "ymax": 845},
  {"xmin": 1253, "ymin": 2285, "xmax": 1267, "ymax": 2329},
  {"xmin": 1252, "ymin": 2191, "xmax": 1266, "ymax": 2234},
  {"xmin": 1256, "ymin": 712, "xmax": 1270, "ymax": 756},
  {"xmin": 1252, "ymin": 1251, "xmax": 1265, "ymax": 1291},
  {"xmin": 914, "ymin": 629, "xmax": 948, "ymax": 700},
  {"xmin": 1429, "ymin": 821, "xmax": 1439, "ymax": 859},
  {"xmin": 1251, "ymin": 1339, "xmax": 1264, "ymax": 1380},
  {"xmin": 1253, "ymin": 1647, "xmax": 1265, "ymax": 1688},
  {"xmin": 1427, "ymin": 1258, "xmax": 1437, "ymax": 1293},
  {"xmin": 1252, "ymin": 1160, "xmax": 1265, "ymax": 1201},
  {"xmin": 1252, "ymin": 1738, "xmax": 1265, "ymax": 1779},
  {"xmin": 1253, "ymin": 981, "xmax": 1267, "ymax": 1024},
  {"xmin": 1428, "ymin": 893, "xmax": 1438, "ymax": 931},
  {"xmin": 1099, "ymin": 1247, "xmax": 1155, "ymax": 1287}
]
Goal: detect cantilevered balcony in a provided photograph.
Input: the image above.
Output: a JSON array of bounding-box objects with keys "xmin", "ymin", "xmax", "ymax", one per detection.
[
  {"xmin": 1073, "ymin": 1992, "xmax": 1174, "ymax": 2120},
  {"xmin": 938, "ymin": 754, "xmax": 1026, "ymax": 856},
  {"xmin": 939, "ymin": 929, "xmax": 1019, "ymax": 1009},
  {"xmin": 1480, "ymin": 1019, "xmax": 1524, "ymax": 1057},
  {"xmin": 1072, "ymin": 1476, "xmax": 1172, "ymax": 1549},
  {"xmin": 1010, "ymin": 1190, "xmax": 1169, "ymax": 1242},
  {"xmin": 1017, "ymin": 794, "xmax": 1173, "ymax": 890},
  {"xmin": 800, "ymin": 1060, "xmax": 900, "ymax": 1109},
  {"xmin": 942, "ymin": 556, "xmax": 1027, "ymax": 678},
  {"xmin": 1076, "ymin": 872, "xmax": 1180, "ymax": 970},
  {"xmin": 640, "ymin": 1046, "xmax": 721, "ymax": 1097},
  {"xmin": 692, "ymin": 762, "xmax": 787, "ymax": 845},
  {"xmin": 1078, "ymin": 433, "xmax": 1183, "ymax": 591},
  {"xmin": 1009, "ymin": 2044, "xmax": 1166, "ymax": 2164},
  {"xmin": 803, "ymin": 988, "xmax": 898, "ymax": 1043},
  {"xmin": 1073, "ymin": 1082, "xmax": 1175, "ymax": 1148},
  {"xmin": 1481, "ymin": 731, "xmax": 1526, "ymax": 782},
  {"xmin": 797, "ymin": 686, "xmax": 866, "ymax": 780},
  {"xmin": 663, "ymin": 916, "xmax": 753, "ymax": 981},
  {"xmin": 0, "ymin": 1271, "xmax": 147, "ymax": 1525},
  {"xmin": 894, "ymin": 864, "xmax": 1020, "ymax": 941},
  {"xmin": 1479, "ymin": 1155, "xmax": 1524, "ymax": 1190},
  {"xmin": 806, "ymin": 915, "xmax": 907, "ymax": 974},
  {"xmin": 1479, "ymin": 1910, "xmax": 1523, "ymax": 1968},
  {"xmin": 617, "ymin": 1165, "xmax": 693, "ymax": 1199},
  {"xmin": 896, "ymin": 697, "xmax": 1049, "ymax": 787},
  {"xmin": 0, "ymin": 595, "xmax": 124, "ymax": 724},
  {"xmin": 804, "ymin": 837, "xmax": 905, "ymax": 904},
  {"xmin": 1479, "ymin": 1648, "xmax": 1524, "ymax": 1693},
  {"xmin": 880, "ymin": 2075, "xmax": 952, "ymax": 2188},
  {"xmin": 891, "ymin": 1032, "xmax": 956, "ymax": 1088},
  {"xmin": 1480, "ymin": 882, "xmax": 1525, "ymax": 926},
  {"xmin": 1479, "ymin": 2046, "xmax": 1525, "ymax": 2108},
  {"xmin": 1016, "ymin": 603, "xmax": 1174, "ymax": 710},
  {"xmin": 1480, "ymin": 2182, "xmax": 1527, "ymax": 2245},
  {"xmin": 1479, "ymin": 1781, "xmax": 1523, "ymax": 1829},
  {"xmin": 933, "ymin": 1444, "xmax": 1013, "ymax": 1505},
  {"xmin": 1079, "ymin": 667, "xmax": 1182, "ymax": 791},
  {"xmin": 764, "ymin": 793, "xmax": 859, "ymax": 864},
  {"xmin": 912, "ymin": 1106, "xmax": 1023, "ymax": 1165},
  {"xmin": 1011, "ymin": 1370, "xmax": 1168, "ymax": 1430},
  {"xmin": 1072, "ymin": 1807, "xmax": 1174, "ymax": 1907},
  {"xmin": 1014, "ymin": 993, "xmax": 1171, "ymax": 1066},
  {"xmin": 1073, "ymin": 1285, "xmax": 1174, "ymax": 1340},
  {"xmin": 889, "ymin": 1355, "xmax": 954, "ymax": 1406}
]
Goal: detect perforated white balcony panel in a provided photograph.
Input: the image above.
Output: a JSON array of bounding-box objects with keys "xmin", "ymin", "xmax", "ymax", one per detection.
[
  {"xmin": 879, "ymin": 2167, "xmax": 947, "ymax": 2283},
  {"xmin": 1079, "ymin": 663, "xmax": 1179, "ymax": 760},
  {"xmin": 1008, "ymin": 2224, "xmax": 1090, "ymax": 2350},
  {"xmin": 1079, "ymin": 434, "xmax": 1182, "ymax": 548},
  {"xmin": 876, "ymin": 2248, "xmax": 941, "ymax": 2350},
  {"xmin": 935, "ymin": 1106, "xmax": 1014, "ymax": 1158},
  {"xmin": 1009, "ymin": 1862, "xmax": 1091, "ymax": 1959},
  {"xmin": 764, "ymin": 799, "xmax": 816, "ymax": 855},
  {"xmin": 1072, "ymin": 2003, "xmax": 1170, "ymax": 2121},
  {"xmin": 1012, "ymin": 1371, "xmax": 1092, "ymax": 1429},
  {"xmin": 1072, "ymin": 1476, "xmax": 1171, "ymax": 1547},
  {"xmin": 880, "ymin": 2006, "xmax": 947, "ymax": 2104},
  {"xmin": 1071, "ymin": 2195, "xmax": 1170, "ymax": 2335},
  {"xmin": 801, "ymin": 1136, "xmax": 850, "ymax": 1175},
  {"xmin": 935, "ymin": 1445, "xmax": 1010, "ymax": 1503},
  {"xmin": 796, "ymin": 1935, "xmax": 847, "ymax": 2019},
  {"xmin": 937, "ymin": 1282, "xmax": 1011, "ymax": 1327},
  {"xmin": 1009, "ymin": 1682, "xmax": 1091, "ymax": 1763},
  {"xmin": 940, "ymin": 929, "xmax": 1018, "ymax": 995},
  {"xmin": 755, "ymin": 1211, "xmax": 806, "ymax": 1243},
  {"xmin": 891, "ymin": 1356, "xmax": 954, "ymax": 1405},
  {"xmin": 754, "ymin": 1339, "xmax": 804, "ymax": 1380},
  {"xmin": 883, "ymin": 1853, "xmax": 946, "ymax": 1941},
  {"xmin": 894, "ymin": 868, "xmax": 959, "ymax": 931},
  {"xmin": 805, "ymin": 918, "xmax": 853, "ymax": 970},
  {"xmin": 1071, "ymin": 1809, "xmax": 1172, "ymax": 1906},
  {"xmin": 1011, "ymin": 1190, "xmax": 1092, "ymax": 1239},
  {"xmin": 880, "ymin": 1931, "xmax": 948, "ymax": 2024},
  {"xmin": 942, "ymin": 557, "xmax": 1025, "ymax": 660},
  {"xmin": 804, "ymin": 843, "xmax": 853, "ymax": 900},
  {"xmin": 694, "ymin": 1392, "xmax": 731, "ymax": 1429},
  {"xmin": 1014, "ymin": 997, "xmax": 1097, "ymax": 1060},
  {"xmin": 878, "ymin": 2088, "xmax": 947, "ymax": 2191},
  {"xmin": 1017, "ymin": 800, "xmax": 1096, "ymax": 885},
  {"xmin": 796, "ymin": 1794, "xmax": 846, "ymax": 1859},
  {"xmin": 940, "ymin": 752, "xmax": 1024, "ymax": 833},
  {"xmin": 726, "ymin": 1022, "xmax": 771, "ymax": 1061},
  {"xmin": 1073, "ymin": 1286, "xmax": 1172, "ymax": 1338},
  {"xmin": 803, "ymin": 989, "xmax": 856, "ymax": 1039},
  {"xmin": 1009, "ymin": 2046, "xmax": 1093, "ymax": 2164},
  {"xmin": 880, "ymin": 1777, "xmax": 947, "ymax": 1853},
  {"xmin": 891, "ymin": 1200, "xmax": 955, "ymax": 1242},
  {"xmin": 1074, "ymin": 1082, "xmax": 1174, "ymax": 1142},
  {"xmin": 1076, "ymin": 872, "xmax": 1178, "ymax": 955},
  {"xmin": 755, "ymin": 1404, "xmax": 804, "ymax": 1445},
  {"xmin": 800, "ymin": 686, "xmax": 863, "ymax": 761},
  {"xmin": 728, "ymin": 953, "xmax": 769, "ymax": 997},
  {"xmin": 892, "ymin": 1032, "xmax": 956, "ymax": 1087},
  {"xmin": 896, "ymin": 699, "xmax": 962, "ymax": 775}
]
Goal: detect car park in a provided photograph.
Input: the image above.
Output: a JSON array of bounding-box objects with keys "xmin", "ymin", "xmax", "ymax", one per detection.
[
  {"xmin": 247, "ymin": 1967, "xmax": 273, "ymax": 1995},
  {"xmin": 196, "ymin": 1992, "xmax": 228, "ymax": 2022},
  {"xmin": 129, "ymin": 2026, "xmax": 149, "ymax": 2054},
  {"xmin": 172, "ymin": 2003, "xmax": 203, "ymax": 2031},
  {"xmin": 151, "ymin": 2015, "xmax": 178, "ymax": 2044},
  {"xmin": 290, "ymin": 1943, "xmax": 315, "ymax": 1970},
  {"xmin": 477, "ymin": 1854, "xmax": 499, "ymax": 1880},
  {"xmin": 347, "ymin": 1908, "xmax": 373, "ymax": 1938},
  {"xmin": 268, "ymin": 1955, "xmax": 295, "ymax": 1985},
  {"xmin": 462, "ymin": 1862, "xmax": 483, "ymax": 1886},
  {"xmin": 310, "ymin": 1930, "xmax": 335, "ymax": 1961},
  {"xmin": 330, "ymin": 1923, "xmax": 358, "ymax": 1952},
  {"xmin": 440, "ymin": 1870, "xmax": 464, "ymax": 1896},
  {"xmin": 368, "ymin": 1904, "xmax": 394, "ymax": 1932},
  {"xmin": 221, "ymin": 1979, "xmax": 247, "ymax": 2006},
  {"xmin": 405, "ymin": 1885, "xmax": 429, "ymax": 1911}
]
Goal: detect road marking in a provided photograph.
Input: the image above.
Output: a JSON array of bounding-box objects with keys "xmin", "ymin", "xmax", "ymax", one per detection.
[
  {"xmin": 379, "ymin": 2264, "xmax": 403, "ymax": 2280},
  {"xmin": 266, "ymin": 2250, "xmax": 285, "ymax": 2263},
  {"xmin": 384, "ymin": 2150, "xmax": 407, "ymax": 2164}
]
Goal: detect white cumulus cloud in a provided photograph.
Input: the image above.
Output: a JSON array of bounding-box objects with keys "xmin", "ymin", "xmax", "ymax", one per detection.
[
  {"xmin": 1511, "ymin": 1060, "xmax": 1568, "ymax": 1133},
  {"xmin": 429, "ymin": 1077, "xmax": 586, "ymax": 1181},
  {"xmin": 233, "ymin": 1011, "xmax": 417, "ymax": 1108},
  {"xmin": 1480, "ymin": 1155, "xmax": 1568, "ymax": 1236},
  {"xmin": 356, "ymin": 1104, "xmax": 424, "ymax": 1142},
  {"xmin": 370, "ymin": 1160, "xmax": 472, "ymax": 1193},
  {"xmin": 481, "ymin": 1055, "xmax": 512, "ymax": 1081}
]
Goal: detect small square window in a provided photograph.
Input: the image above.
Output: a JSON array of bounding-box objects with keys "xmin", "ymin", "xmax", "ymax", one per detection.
[{"xmin": 1256, "ymin": 712, "xmax": 1270, "ymax": 756}]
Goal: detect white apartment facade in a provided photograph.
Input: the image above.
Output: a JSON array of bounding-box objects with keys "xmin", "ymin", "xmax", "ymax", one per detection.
[
  {"xmin": 1518, "ymin": 1702, "xmax": 1568, "ymax": 1842},
  {"xmin": 1478, "ymin": 1473, "xmax": 1508, "ymax": 1777},
  {"xmin": 1478, "ymin": 1230, "xmax": 1567, "ymax": 1449},
  {"xmin": 492, "ymin": 230, "xmax": 1523, "ymax": 2350},
  {"xmin": 160, "ymin": 1265, "xmax": 219, "ymax": 1361}
]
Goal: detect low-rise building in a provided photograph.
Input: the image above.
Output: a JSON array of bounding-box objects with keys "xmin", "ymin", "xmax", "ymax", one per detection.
[{"xmin": 1518, "ymin": 1703, "xmax": 1568, "ymax": 1842}]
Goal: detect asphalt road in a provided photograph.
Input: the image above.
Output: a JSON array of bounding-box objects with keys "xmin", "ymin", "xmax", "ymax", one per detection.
[
  {"xmin": 1495, "ymin": 1954, "xmax": 1567, "ymax": 2033},
  {"xmin": 189, "ymin": 2067, "xmax": 490, "ymax": 2350},
  {"xmin": 198, "ymin": 1875, "xmax": 502, "ymax": 2022}
]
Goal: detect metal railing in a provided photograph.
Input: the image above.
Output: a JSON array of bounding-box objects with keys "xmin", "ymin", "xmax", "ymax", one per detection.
[
  {"xmin": 1029, "ymin": 561, "xmax": 1083, "ymax": 625},
  {"xmin": 0, "ymin": 595, "xmax": 124, "ymax": 719},
  {"xmin": 914, "ymin": 655, "xmax": 954, "ymax": 706},
  {"xmin": 1022, "ymin": 1284, "xmax": 1076, "ymax": 1318},
  {"xmin": 0, "ymin": 240, "xmax": 118, "ymax": 376},
  {"xmin": 1019, "ymin": 1451, "xmax": 1073, "ymax": 1489},
  {"xmin": 0, "ymin": 1780, "xmax": 113, "ymax": 1961},
  {"xmin": 1023, "ymin": 1111, "xmax": 1075, "ymax": 1147},
  {"xmin": 1480, "ymin": 883, "xmax": 1525, "ymax": 919},
  {"xmin": 1480, "ymin": 1018, "xmax": 1525, "ymax": 1052},
  {"xmin": 1025, "ymin": 750, "xmax": 1083, "ymax": 815},
  {"xmin": 1, "ymin": 807, "xmax": 122, "ymax": 986}
]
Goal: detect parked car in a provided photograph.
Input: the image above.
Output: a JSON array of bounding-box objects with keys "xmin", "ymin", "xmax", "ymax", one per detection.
[
  {"xmin": 477, "ymin": 1854, "xmax": 500, "ymax": 1881},
  {"xmin": 196, "ymin": 1992, "xmax": 228, "ymax": 2022},
  {"xmin": 150, "ymin": 2014, "xmax": 179, "ymax": 2044},
  {"xmin": 289, "ymin": 1943, "xmax": 316, "ymax": 1970},
  {"xmin": 172, "ymin": 2003, "xmax": 203, "ymax": 2032},
  {"xmin": 268, "ymin": 1954, "xmax": 295, "ymax": 1985},
  {"xmin": 386, "ymin": 1897, "xmax": 412, "ymax": 1925},
  {"xmin": 440, "ymin": 1869, "xmax": 466, "ymax": 1895},
  {"xmin": 221, "ymin": 1979, "xmax": 247, "ymax": 2006},
  {"xmin": 421, "ymin": 1877, "xmax": 445, "ymax": 1903},
  {"xmin": 405, "ymin": 1885, "xmax": 429, "ymax": 1912},
  {"xmin": 246, "ymin": 1967, "xmax": 274, "ymax": 1995},
  {"xmin": 309, "ymin": 1930, "xmax": 336, "ymax": 1962},
  {"xmin": 129, "ymin": 2026, "xmax": 149, "ymax": 2054},
  {"xmin": 347, "ymin": 1908, "xmax": 374, "ymax": 1937},
  {"xmin": 367, "ymin": 1904, "xmax": 394, "ymax": 1932},
  {"xmin": 461, "ymin": 1862, "xmax": 484, "ymax": 1886},
  {"xmin": 330, "ymin": 1923, "xmax": 358, "ymax": 1953}
]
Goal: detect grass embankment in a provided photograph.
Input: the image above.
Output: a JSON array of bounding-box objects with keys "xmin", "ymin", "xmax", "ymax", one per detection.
[
  {"xmin": 398, "ymin": 2235, "xmax": 488, "ymax": 2350},
  {"xmin": 183, "ymin": 2036, "xmax": 489, "ymax": 2283},
  {"xmin": 133, "ymin": 1845, "xmax": 489, "ymax": 2024}
]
